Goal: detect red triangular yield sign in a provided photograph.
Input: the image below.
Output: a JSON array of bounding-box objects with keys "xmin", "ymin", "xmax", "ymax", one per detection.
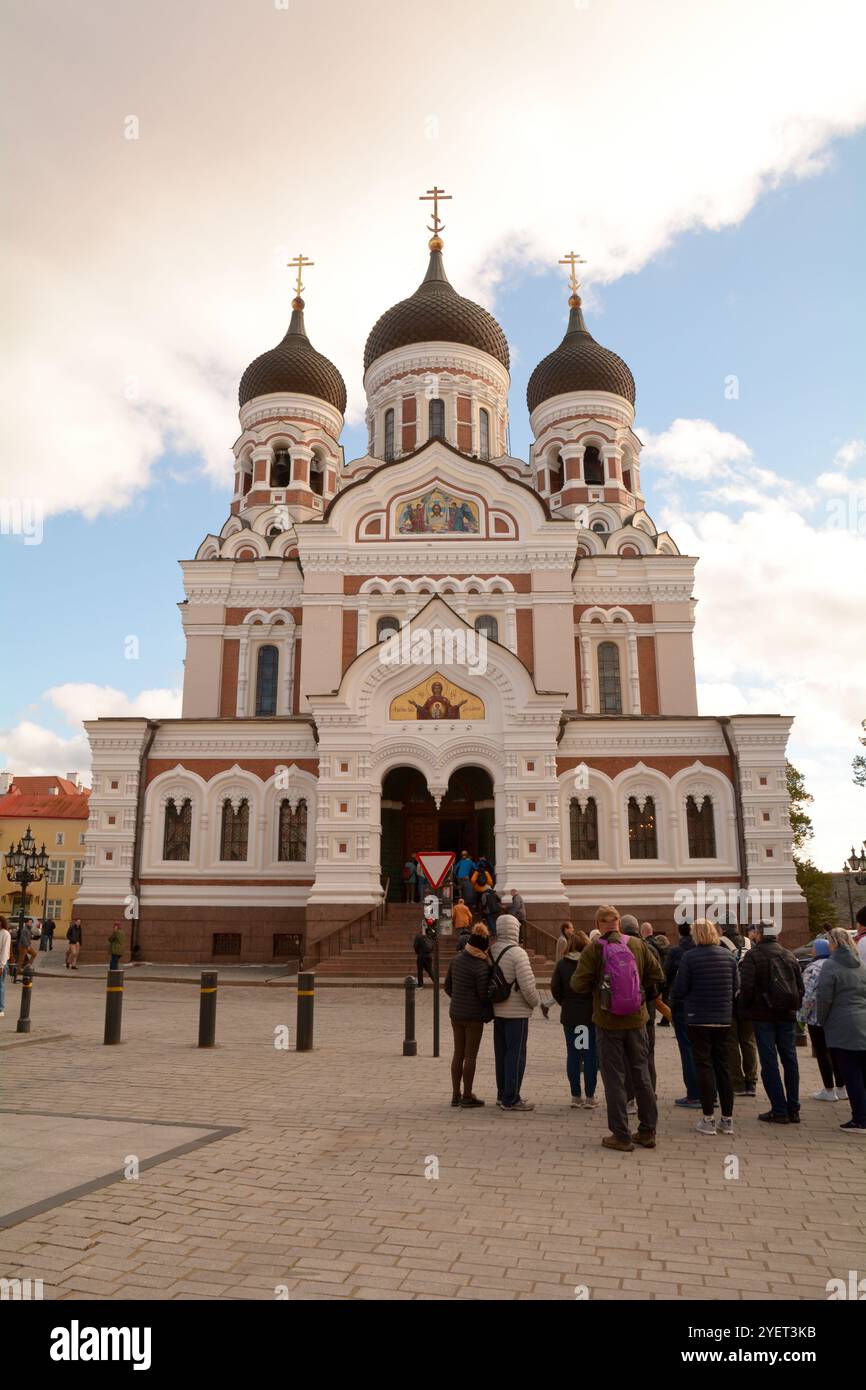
[{"xmin": 415, "ymin": 851, "xmax": 455, "ymax": 890}]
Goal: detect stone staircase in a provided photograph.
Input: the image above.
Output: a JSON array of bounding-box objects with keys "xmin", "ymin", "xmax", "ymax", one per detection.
[{"xmin": 313, "ymin": 903, "xmax": 554, "ymax": 979}]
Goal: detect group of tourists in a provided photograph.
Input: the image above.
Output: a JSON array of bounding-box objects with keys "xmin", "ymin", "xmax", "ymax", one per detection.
[{"xmin": 440, "ymin": 900, "xmax": 866, "ymax": 1149}]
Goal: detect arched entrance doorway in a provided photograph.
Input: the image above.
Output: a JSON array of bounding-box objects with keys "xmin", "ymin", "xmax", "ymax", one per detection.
[{"xmin": 380, "ymin": 765, "xmax": 495, "ymax": 900}]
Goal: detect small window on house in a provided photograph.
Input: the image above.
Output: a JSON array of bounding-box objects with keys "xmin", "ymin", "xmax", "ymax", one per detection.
[
  {"xmin": 478, "ymin": 408, "xmax": 490, "ymax": 461},
  {"xmin": 72, "ymin": 860, "xmax": 85, "ymax": 885},
  {"xmin": 429, "ymin": 398, "xmax": 445, "ymax": 439},
  {"xmin": 55, "ymin": 832, "xmax": 65, "ymax": 847},
  {"xmin": 278, "ymin": 799, "xmax": 307, "ymax": 862},
  {"xmin": 686, "ymin": 795, "xmax": 716, "ymax": 858},
  {"xmin": 628, "ymin": 796, "xmax": 657, "ymax": 859},
  {"xmin": 220, "ymin": 799, "xmax": 250, "ymax": 861},
  {"xmin": 384, "ymin": 408, "xmax": 395, "ymax": 461},
  {"xmin": 47, "ymin": 859, "xmax": 66, "ymax": 886},
  {"xmin": 584, "ymin": 445, "xmax": 604, "ymax": 485},
  {"xmin": 255, "ymin": 645, "xmax": 279, "ymax": 716},
  {"xmin": 569, "ymin": 797, "xmax": 599, "ymax": 860},
  {"xmin": 474, "ymin": 614, "xmax": 499, "ymax": 642},
  {"xmin": 377, "ymin": 616, "xmax": 400, "ymax": 641},
  {"xmin": 163, "ymin": 797, "xmax": 192, "ymax": 861},
  {"xmin": 597, "ymin": 641, "xmax": 623, "ymax": 714},
  {"xmin": 271, "ymin": 448, "xmax": 291, "ymax": 488}
]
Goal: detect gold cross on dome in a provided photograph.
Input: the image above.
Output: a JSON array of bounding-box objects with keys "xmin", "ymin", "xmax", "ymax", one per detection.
[
  {"xmin": 420, "ymin": 185, "xmax": 452, "ymax": 236},
  {"xmin": 559, "ymin": 250, "xmax": 586, "ymax": 296},
  {"xmin": 287, "ymin": 254, "xmax": 314, "ymax": 298}
]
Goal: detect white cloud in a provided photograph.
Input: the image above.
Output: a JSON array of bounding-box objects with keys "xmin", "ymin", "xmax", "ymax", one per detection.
[
  {"xmin": 639, "ymin": 418, "xmax": 753, "ymax": 482},
  {"xmin": 0, "ymin": 685, "xmax": 182, "ymax": 784},
  {"xmin": 657, "ymin": 427, "xmax": 866, "ymax": 868},
  {"xmin": 3, "ymin": 0, "xmax": 866, "ymax": 517}
]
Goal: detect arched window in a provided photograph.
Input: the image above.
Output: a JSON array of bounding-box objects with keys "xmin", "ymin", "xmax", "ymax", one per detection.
[
  {"xmin": 383, "ymin": 408, "xmax": 395, "ymax": 461},
  {"xmin": 548, "ymin": 453, "xmax": 563, "ymax": 495},
  {"xmin": 474, "ymin": 614, "xmax": 498, "ymax": 642},
  {"xmin": 377, "ymin": 615, "xmax": 400, "ymax": 641},
  {"xmin": 584, "ymin": 445, "xmax": 604, "ymax": 485},
  {"xmin": 278, "ymin": 799, "xmax": 308, "ymax": 861},
  {"xmin": 597, "ymin": 641, "xmax": 622, "ymax": 714},
  {"xmin": 242, "ymin": 469, "xmax": 253, "ymax": 495},
  {"xmin": 428, "ymin": 398, "xmax": 445, "ymax": 439},
  {"xmin": 628, "ymin": 796, "xmax": 657, "ymax": 859},
  {"xmin": 220, "ymin": 799, "xmax": 249, "ymax": 861},
  {"xmin": 569, "ymin": 797, "xmax": 599, "ymax": 860},
  {"xmin": 270, "ymin": 448, "xmax": 291, "ymax": 488},
  {"xmin": 687, "ymin": 795, "xmax": 717, "ymax": 857},
  {"xmin": 309, "ymin": 453, "xmax": 325, "ymax": 496},
  {"xmin": 163, "ymin": 797, "xmax": 191, "ymax": 861},
  {"xmin": 478, "ymin": 408, "xmax": 490, "ymax": 461},
  {"xmin": 591, "ymin": 520, "xmax": 608, "ymax": 536},
  {"xmin": 255, "ymin": 645, "xmax": 279, "ymax": 716}
]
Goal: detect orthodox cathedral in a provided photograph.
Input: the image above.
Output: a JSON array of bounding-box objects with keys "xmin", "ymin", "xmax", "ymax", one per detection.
[{"xmin": 75, "ymin": 192, "xmax": 806, "ymax": 962}]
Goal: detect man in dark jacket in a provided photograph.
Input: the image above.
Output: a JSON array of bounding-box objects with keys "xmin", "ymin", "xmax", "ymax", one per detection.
[
  {"xmin": 739, "ymin": 920, "xmax": 804, "ymax": 1124},
  {"xmin": 665, "ymin": 924, "xmax": 701, "ymax": 1108},
  {"xmin": 412, "ymin": 928, "xmax": 436, "ymax": 989}
]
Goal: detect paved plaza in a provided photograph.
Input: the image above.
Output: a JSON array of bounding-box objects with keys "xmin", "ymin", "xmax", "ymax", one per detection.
[{"xmin": 1, "ymin": 973, "xmax": 864, "ymax": 1301}]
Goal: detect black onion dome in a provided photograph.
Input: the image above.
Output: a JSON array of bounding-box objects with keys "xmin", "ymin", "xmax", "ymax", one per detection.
[
  {"xmin": 364, "ymin": 247, "xmax": 510, "ymax": 371},
  {"xmin": 527, "ymin": 298, "xmax": 635, "ymax": 411},
  {"xmin": 239, "ymin": 299, "xmax": 347, "ymax": 411}
]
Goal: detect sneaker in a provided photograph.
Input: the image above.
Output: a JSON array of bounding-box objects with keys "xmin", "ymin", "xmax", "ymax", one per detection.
[
  {"xmin": 570, "ymin": 1096, "xmax": 583, "ymax": 1108},
  {"xmin": 451, "ymin": 1093, "xmax": 461, "ymax": 1107},
  {"xmin": 743, "ymin": 1085, "xmax": 757, "ymax": 1097},
  {"xmin": 631, "ymin": 1129, "xmax": 657, "ymax": 1148},
  {"xmin": 0, "ymin": 1010, "xmax": 4, "ymax": 1017},
  {"xmin": 695, "ymin": 1116, "xmax": 718, "ymax": 1137},
  {"xmin": 602, "ymin": 1135, "xmax": 634, "ymax": 1152},
  {"xmin": 718, "ymin": 1117, "xmax": 734, "ymax": 1135},
  {"xmin": 461, "ymin": 1095, "xmax": 485, "ymax": 1108},
  {"xmin": 811, "ymin": 1088, "xmax": 837, "ymax": 1102},
  {"xmin": 675, "ymin": 1097, "xmax": 702, "ymax": 1109},
  {"xmin": 502, "ymin": 1101, "xmax": 535, "ymax": 1112},
  {"xmin": 626, "ymin": 1100, "xmax": 637, "ymax": 1114},
  {"xmin": 495, "ymin": 1100, "xmax": 505, "ymax": 1109},
  {"xmin": 583, "ymin": 1095, "xmax": 599, "ymax": 1108},
  {"xmin": 758, "ymin": 1111, "xmax": 789, "ymax": 1124},
  {"xmin": 834, "ymin": 1087, "xmax": 848, "ymax": 1101},
  {"xmin": 839, "ymin": 1120, "xmax": 866, "ymax": 1134}
]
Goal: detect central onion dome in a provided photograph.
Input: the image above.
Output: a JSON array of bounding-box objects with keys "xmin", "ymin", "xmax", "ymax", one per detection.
[
  {"xmin": 364, "ymin": 240, "xmax": 510, "ymax": 372},
  {"xmin": 239, "ymin": 297, "xmax": 347, "ymax": 411},
  {"xmin": 527, "ymin": 293, "xmax": 635, "ymax": 411}
]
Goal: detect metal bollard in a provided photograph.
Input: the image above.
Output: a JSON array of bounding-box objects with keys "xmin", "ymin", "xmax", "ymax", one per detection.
[
  {"xmin": 198, "ymin": 970, "xmax": 218, "ymax": 1048},
  {"xmin": 403, "ymin": 976, "xmax": 417, "ymax": 1056},
  {"xmin": 16, "ymin": 964, "xmax": 34, "ymax": 1034},
  {"xmin": 103, "ymin": 968, "xmax": 124, "ymax": 1045},
  {"xmin": 296, "ymin": 971, "xmax": 315, "ymax": 1052}
]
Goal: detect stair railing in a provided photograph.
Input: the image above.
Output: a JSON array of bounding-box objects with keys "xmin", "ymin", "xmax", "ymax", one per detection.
[
  {"xmin": 304, "ymin": 899, "xmax": 386, "ymax": 968},
  {"xmin": 523, "ymin": 918, "xmax": 560, "ymax": 962}
]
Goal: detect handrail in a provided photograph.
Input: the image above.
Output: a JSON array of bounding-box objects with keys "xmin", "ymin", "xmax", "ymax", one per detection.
[
  {"xmin": 304, "ymin": 899, "xmax": 385, "ymax": 968},
  {"xmin": 523, "ymin": 918, "xmax": 560, "ymax": 962}
]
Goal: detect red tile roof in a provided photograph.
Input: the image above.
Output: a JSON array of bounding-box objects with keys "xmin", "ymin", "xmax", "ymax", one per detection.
[
  {"xmin": 0, "ymin": 792, "xmax": 90, "ymax": 821},
  {"xmin": 7, "ymin": 776, "xmax": 81, "ymax": 796}
]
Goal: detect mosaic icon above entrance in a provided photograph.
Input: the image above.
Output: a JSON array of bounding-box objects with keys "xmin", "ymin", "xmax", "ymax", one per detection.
[{"xmin": 389, "ymin": 673, "xmax": 485, "ymax": 721}]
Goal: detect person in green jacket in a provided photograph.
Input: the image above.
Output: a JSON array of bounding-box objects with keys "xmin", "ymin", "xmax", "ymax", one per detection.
[
  {"xmin": 108, "ymin": 923, "xmax": 125, "ymax": 971},
  {"xmin": 571, "ymin": 904, "xmax": 664, "ymax": 1152}
]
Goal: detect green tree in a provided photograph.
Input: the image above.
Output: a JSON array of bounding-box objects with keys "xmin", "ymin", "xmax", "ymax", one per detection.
[
  {"xmin": 853, "ymin": 755, "xmax": 866, "ymax": 788},
  {"xmin": 786, "ymin": 762, "xmax": 836, "ymax": 933}
]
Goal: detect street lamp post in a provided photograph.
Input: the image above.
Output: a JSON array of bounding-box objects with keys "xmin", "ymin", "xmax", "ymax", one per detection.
[
  {"xmin": 4, "ymin": 824, "xmax": 50, "ymax": 939},
  {"xmin": 843, "ymin": 841, "xmax": 866, "ymax": 928}
]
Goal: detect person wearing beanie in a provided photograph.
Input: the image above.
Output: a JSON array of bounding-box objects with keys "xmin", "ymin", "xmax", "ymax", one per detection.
[
  {"xmin": 444, "ymin": 923, "xmax": 492, "ymax": 1107},
  {"xmin": 800, "ymin": 936, "xmax": 846, "ymax": 1101},
  {"xmin": 489, "ymin": 914, "xmax": 540, "ymax": 1111},
  {"xmin": 739, "ymin": 921, "xmax": 804, "ymax": 1123}
]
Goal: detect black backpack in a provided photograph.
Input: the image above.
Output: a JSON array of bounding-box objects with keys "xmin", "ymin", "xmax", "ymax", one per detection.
[
  {"xmin": 761, "ymin": 953, "xmax": 801, "ymax": 1013},
  {"xmin": 487, "ymin": 944, "xmax": 519, "ymax": 1004}
]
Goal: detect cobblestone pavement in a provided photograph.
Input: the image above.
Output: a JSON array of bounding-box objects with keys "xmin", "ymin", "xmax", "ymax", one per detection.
[{"xmin": 1, "ymin": 976, "xmax": 864, "ymax": 1301}]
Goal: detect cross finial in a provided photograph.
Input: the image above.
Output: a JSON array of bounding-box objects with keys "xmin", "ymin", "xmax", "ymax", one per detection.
[
  {"xmin": 287, "ymin": 253, "xmax": 314, "ymax": 299},
  {"xmin": 559, "ymin": 250, "xmax": 586, "ymax": 298},
  {"xmin": 420, "ymin": 185, "xmax": 452, "ymax": 246}
]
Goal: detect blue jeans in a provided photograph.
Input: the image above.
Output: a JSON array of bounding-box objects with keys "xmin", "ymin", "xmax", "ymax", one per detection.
[
  {"xmin": 493, "ymin": 1017, "xmax": 529, "ymax": 1107},
  {"xmin": 672, "ymin": 1005, "xmax": 700, "ymax": 1100},
  {"xmin": 753, "ymin": 1020, "xmax": 800, "ymax": 1116},
  {"xmin": 563, "ymin": 1021, "xmax": 598, "ymax": 1098}
]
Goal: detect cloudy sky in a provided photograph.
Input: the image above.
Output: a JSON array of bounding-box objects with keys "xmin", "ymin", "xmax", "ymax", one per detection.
[{"xmin": 1, "ymin": 0, "xmax": 864, "ymax": 868}]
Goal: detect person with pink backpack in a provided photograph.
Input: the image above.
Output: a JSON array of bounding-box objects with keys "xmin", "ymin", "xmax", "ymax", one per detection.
[{"xmin": 570, "ymin": 904, "xmax": 665, "ymax": 1151}]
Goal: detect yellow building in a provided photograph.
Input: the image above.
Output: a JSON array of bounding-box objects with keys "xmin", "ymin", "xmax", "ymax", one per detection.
[{"xmin": 0, "ymin": 775, "xmax": 90, "ymax": 939}]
